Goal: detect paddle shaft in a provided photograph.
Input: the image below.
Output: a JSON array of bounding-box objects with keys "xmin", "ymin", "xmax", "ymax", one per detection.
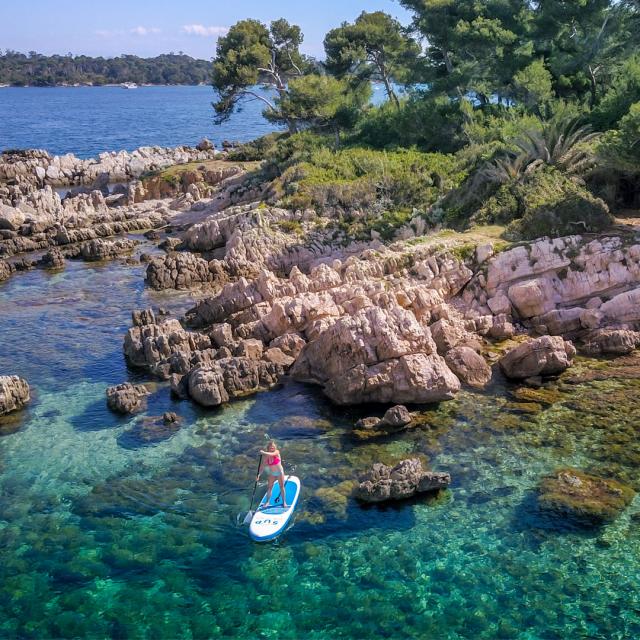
[{"xmin": 247, "ymin": 455, "xmax": 263, "ymax": 514}]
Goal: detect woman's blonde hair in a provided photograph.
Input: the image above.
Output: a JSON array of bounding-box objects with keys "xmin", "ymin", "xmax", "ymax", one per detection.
[{"xmin": 267, "ymin": 439, "xmax": 277, "ymax": 449}]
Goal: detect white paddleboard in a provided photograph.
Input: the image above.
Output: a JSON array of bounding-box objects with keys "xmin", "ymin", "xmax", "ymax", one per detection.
[{"xmin": 249, "ymin": 476, "xmax": 301, "ymax": 542}]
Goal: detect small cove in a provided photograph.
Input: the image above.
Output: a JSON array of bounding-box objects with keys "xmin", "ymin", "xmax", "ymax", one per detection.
[{"xmin": 1, "ymin": 243, "xmax": 639, "ymax": 638}]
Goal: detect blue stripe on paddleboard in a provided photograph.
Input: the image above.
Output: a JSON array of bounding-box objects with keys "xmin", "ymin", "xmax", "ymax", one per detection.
[{"xmin": 250, "ymin": 478, "xmax": 300, "ymax": 542}]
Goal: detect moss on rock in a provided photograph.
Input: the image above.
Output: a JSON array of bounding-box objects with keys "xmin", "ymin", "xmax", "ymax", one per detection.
[
  {"xmin": 510, "ymin": 386, "xmax": 564, "ymax": 407},
  {"xmin": 313, "ymin": 480, "xmax": 357, "ymax": 519},
  {"xmin": 537, "ymin": 468, "xmax": 635, "ymax": 525}
]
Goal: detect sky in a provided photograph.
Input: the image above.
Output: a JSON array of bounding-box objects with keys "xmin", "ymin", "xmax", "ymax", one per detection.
[{"xmin": 1, "ymin": 0, "xmax": 411, "ymax": 60}]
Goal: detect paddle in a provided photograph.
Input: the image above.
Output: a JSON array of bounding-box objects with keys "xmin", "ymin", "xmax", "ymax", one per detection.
[{"xmin": 241, "ymin": 455, "xmax": 263, "ymax": 525}]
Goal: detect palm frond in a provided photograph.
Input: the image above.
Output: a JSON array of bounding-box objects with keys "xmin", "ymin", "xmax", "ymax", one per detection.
[{"xmin": 514, "ymin": 117, "xmax": 601, "ymax": 175}]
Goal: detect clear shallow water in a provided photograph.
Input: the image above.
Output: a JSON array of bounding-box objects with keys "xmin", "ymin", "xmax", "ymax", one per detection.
[
  {"xmin": 0, "ymin": 86, "xmax": 282, "ymax": 158},
  {"xmin": 1, "ymin": 245, "xmax": 640, "ymax": 638}
]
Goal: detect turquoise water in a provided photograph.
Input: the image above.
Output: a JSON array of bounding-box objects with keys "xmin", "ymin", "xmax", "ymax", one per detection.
[{"xmin": 1, "ymin": 239, "xmax": 640, "ymax": 638}]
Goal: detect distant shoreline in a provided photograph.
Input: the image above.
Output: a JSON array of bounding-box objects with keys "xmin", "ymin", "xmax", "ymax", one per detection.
[
  {"xmin": 0, "ymin": 83, "xmax": 208, "ymax": 88},
  {"xmin": 0, "ymin": 52, "xmax": 212, "ymax": 87}
]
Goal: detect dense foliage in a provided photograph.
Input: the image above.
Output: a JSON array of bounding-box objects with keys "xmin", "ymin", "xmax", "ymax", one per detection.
[
  {"xmin": 324, "ymin": 11, "xmax": 420, "ymax": 107},
  {"xmin": 0, "ymin": 51, "xmax": 211, "ymax": 86},
  {"xmin": 212, "ymin": 1, "xmax": 640, "ymax": 240},
  {"xmin": 212, "ymin": 19, "xmax": 315, "ymax": 128},
  {"xmin": 271, "ymin": 146, "xmax": 463, "ymax": 214}
]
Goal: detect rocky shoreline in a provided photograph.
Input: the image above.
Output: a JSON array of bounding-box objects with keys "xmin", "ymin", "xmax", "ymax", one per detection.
[
  {"xmin": 0, "ymin": 140, "xmax": 262, "ymax": 283},
  {"xmin": 2, "ymin": 143, "xmax": 639, "ymax": 516}
]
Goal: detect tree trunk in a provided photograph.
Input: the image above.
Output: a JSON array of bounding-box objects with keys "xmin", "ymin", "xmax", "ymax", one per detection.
[
  {"xmin": 588, "ymin": 65, "xmax": 600, "ymax": 111},
  {"xmin": 376, "ymin": 54, "xmax": 400, "ymax": 109},
  {"xmin": 442, "ymin": 49, "xmax": 454, "ymax": 75},
  {"xmin": 382, "ymin": 73, "xmax": 400, "ymax": 109}
]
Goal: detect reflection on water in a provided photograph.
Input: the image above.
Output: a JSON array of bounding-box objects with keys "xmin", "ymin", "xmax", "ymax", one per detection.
[{"xmin": 1, "ymin": 248, "xmax": 640, "ymax": 638}]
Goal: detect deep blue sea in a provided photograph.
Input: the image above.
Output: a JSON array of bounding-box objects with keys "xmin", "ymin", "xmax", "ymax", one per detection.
[
  {"xmin": 0, "ymin": 84, "xmax": 392, "ymax": 158},
  {"xmin": 1, "ymin": 86, "xmax": 640, "ymax": 639},
  {"xmin": 0, "ymin": 86, "xmax": 282, "ymax": 157}
]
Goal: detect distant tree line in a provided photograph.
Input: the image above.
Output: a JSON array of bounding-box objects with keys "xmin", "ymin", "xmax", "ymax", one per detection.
[{"xmin": 0, "ymin": 51, "xmax": 212, "ymax": 86}]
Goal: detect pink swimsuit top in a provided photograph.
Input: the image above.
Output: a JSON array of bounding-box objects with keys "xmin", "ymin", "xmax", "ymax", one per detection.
[{"xmin": 267, "ymin": 455, "xmax": 281, "ymax": 466}]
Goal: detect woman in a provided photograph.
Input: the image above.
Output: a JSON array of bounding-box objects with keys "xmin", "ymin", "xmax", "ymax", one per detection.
[{"xmin": 257, "ymin": 440, "xmax": 288, "ymax": 508}]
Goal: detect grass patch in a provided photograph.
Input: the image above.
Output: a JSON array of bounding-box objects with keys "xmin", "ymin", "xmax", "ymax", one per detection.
[
  {"xmin": 449, "ymin": 242, "xmax": 477, "ymax": 262},
  {"xmin": 276, "ymin": 219, "xmax": 304, "ymax": 235},
  {"xmin": 141, "ymin": 159, "xmax": 259, "ymax": 182}
]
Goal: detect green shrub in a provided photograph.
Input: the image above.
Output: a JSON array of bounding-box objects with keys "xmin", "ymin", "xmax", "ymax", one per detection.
[
  {"xmin": 276, "ymin": 219, "xmax": 303, "ymax": 235},
  {"xmin": 449, "ymin": 242, "xmax": 477, "ymax": 262},
  {"xmin": 461, "ymin": 106, "xmax": 543, "ymax": 149},
  {"xmin": 353, "ymin": 95, "xmax": 468, "ymax": 153},
  {"xmin": 593, "ymin": 56, "xmax": 640, "ymax": 131},
  {"xmin": 599, "ymin": 101, "xmax": 640, "ymax": 171},
  {"xmin": 226, "ymin": 132, "xmax": 284, "ymax": 161},
  {"xmin": 261, "ymin": 131, "xmax": 332, "ymax": 179},
  {"xmin": 369, "ymin": 209, "xmax": 414, "ymax": 241},
  {"xmin": 479, "ymin": 168, "xmax": 614, "ymax": 240},
  {"xmin": 274, "ymin": 147, "xmax": 464, "ymax": 214}
]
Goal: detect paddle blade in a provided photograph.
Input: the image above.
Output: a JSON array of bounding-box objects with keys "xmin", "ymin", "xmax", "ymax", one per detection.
[{"xmin": 242, "ymin": 510, "xmax": 254, "ymax": 525}]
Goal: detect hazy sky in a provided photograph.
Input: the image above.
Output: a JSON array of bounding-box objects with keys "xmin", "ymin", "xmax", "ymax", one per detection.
[{"xmin": 1, "ymin": 0, "xmax": 411, "ymax": 59}]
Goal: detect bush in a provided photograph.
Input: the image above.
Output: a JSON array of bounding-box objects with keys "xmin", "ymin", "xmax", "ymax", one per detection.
[
  {"xmin": 599, "ymin": 101, "xmax": 640, "ymax": 171},
  {"xmin": 262, "ymin": 131, "xmax": 332, "ymax": 178},
  {"xmin": 353, "ymin": 95, "xmax": 468, "ymax": 153},
  {"xmin": 473, "ymin": 168, "xmax": 613, "ymax": 240},
  {"xmin": 460, "ymin": 107, "xmax": 543, "ymax": 149},
  {"xmin": 226, "ymin": 133, "xmax": 284, "ymax": 161},
  {"xmin": 272, "ymin": 147, "xmax": 465, "ymax": 215},
  {"xmin": 593, "ymin": 56, "xmax": 640, "ymax": 131},
  {"xmin": 369, "ymin": 209, "xmax": 414, "ymax": 241},
  {"xmin": 276, "ymin": 219, "xmax": 303, "ymax": 235}
]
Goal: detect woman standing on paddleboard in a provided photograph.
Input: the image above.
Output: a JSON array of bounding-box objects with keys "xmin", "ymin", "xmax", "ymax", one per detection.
[{"xmin": 257, "ymin": 441, "xmax": 288, "ymax": 508}]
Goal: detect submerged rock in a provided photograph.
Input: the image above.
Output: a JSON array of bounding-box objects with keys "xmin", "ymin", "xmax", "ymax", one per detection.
[
  {"xmin": 314, "ymin": 480, "xmax": 358, "ymax": 519},
  {"xmin": 510, "ymin": 386, "xmax": 563, "ymax": 407},
  {"xmin": 500, "ymin": 336, "xmax": 575, "ymax": 380},
  {"xmin": 106, "ymin": 382, "xmax": 150, "ymax": 414},
  {"xmin": 380, "ymin": 405, "xmax": 412, "ymax": 428},
  {"xmin": 162, "ymin": 411, "xmax": 179, "ymax": 424},
  {"xmin": 355, "ymin": 458, "xmax": 451, "ymax": 503},
  {"xmin": 0, "ymin": 375, "xmax": 30, "ymax": 416},
  {"xmin": 538, "ymin": 468, "xmax": 635, "ymax": 525},
  {"xmin": 126, "ymin": 413, "xmax": 183, "ymax": 444},
  {"xmin": 41, "ymin": 247, "xmax": 65, "ymax": 269},
  {"xmin": 353, "ymin": 405, "xmax": 413, "ymax": 440},
  {"xmin": 537, "ymin": 468, "xmax": 635, "ymax": 525}
]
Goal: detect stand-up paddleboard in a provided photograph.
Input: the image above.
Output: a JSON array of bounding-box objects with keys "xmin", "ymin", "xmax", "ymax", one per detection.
[{"xmin": 249, "ymin": 476, "xmax": 301, "ymax": 542}]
